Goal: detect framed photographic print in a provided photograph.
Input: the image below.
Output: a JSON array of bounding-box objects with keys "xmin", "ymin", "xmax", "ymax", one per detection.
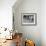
[{"xmin": 21, "ymin": 13, "xmax": 37, "ymax": 26}]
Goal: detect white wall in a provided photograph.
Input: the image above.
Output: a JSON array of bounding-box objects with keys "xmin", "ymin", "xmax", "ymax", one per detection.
[
  {"xmin": 0, "ymin": 0, "xmax": 16, "ymax": 30},
  {"xmin": 13, "ymin": 0, "xmax": 46, "ymax": 46},
  {"xmin": 13, "ymin": 0, "xmax": 41, "ymax": 46},
  {"xmin": 41, "ymin": 0, "xmax": 46, "ymax": 46}
]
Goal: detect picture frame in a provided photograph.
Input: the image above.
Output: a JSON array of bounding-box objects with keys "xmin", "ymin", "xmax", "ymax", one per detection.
[{"xmin": 21, "ymin": 13, "xmax": 37, "ymax": 26}]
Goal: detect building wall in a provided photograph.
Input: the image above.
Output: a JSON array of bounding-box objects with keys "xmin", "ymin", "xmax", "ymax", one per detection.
[{"xmin": 13, "ymin": 0, "xmax": 46, "ymax": 46}]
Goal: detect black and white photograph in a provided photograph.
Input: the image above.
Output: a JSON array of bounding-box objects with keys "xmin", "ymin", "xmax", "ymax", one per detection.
[{"xmin": 21, "ymin": 13, "xmax": 37, "ymax": 26}]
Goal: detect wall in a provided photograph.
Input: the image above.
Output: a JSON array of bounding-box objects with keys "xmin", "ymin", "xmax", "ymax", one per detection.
[
  {"xmin": 41, "ymin": 0, "xmax": 46, "ymax": 46},
  {"xmin": 13, "ymin": 0, "xmax": 42, "ymax": 46},
  {"xmin": 0, "ymin": 0, "xmax": 16, "ymax": 30}
]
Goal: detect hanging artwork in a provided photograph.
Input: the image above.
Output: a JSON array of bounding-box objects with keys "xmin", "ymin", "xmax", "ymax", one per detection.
[{"xmin": 21, "ymin": 13, "xmax": 37, "ymax": 26}]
